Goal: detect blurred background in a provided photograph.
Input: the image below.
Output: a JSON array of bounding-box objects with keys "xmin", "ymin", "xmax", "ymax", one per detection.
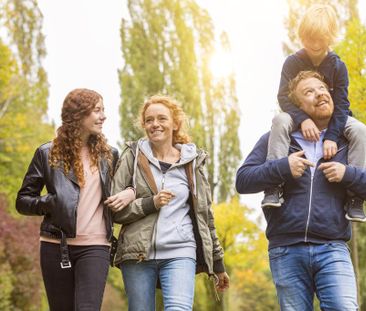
[{"xmin": 1, "ymin": 0, "xmax": 366, "ymax": 310}]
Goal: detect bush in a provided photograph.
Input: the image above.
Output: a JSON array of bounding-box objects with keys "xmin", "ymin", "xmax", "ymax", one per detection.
[{"xmin": 0, "ymin": 195, "xmax": 42, "ymax": 311}]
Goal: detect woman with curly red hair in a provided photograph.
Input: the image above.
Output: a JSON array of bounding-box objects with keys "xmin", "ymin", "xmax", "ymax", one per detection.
[
  {"xmin": 111, "ymin": 95, "xmax": 229, "ymax": 310},
  {"xmin": 16, "ymin": 88, "xmax": 135, "ymax": 311}
]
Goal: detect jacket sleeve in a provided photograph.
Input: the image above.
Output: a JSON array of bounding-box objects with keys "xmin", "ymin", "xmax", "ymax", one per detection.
[
  {"xmin": 111, "ymin": 148, "xmax": 157, "ymax": 225},
  {"xmin": 278, "ymin": 56, "xmax": 310, "ymax": 127},
  {"xmin": 340, "ymin": 165, "xmax": 366, "ymax": 199},
  {"xmin": 198, "ymin": 164, "xmax": 225, "ymax": 273},
  {"xmin": 16, "ymin": 147, "xmax": 54, "ymax": 216},
  {"xmin": 324, "ymin": 61, "xmax": 350, "ymax": 142},
  {"xmin": 235, "ymin": 133, "xmax": 293, "ymax": 194}
]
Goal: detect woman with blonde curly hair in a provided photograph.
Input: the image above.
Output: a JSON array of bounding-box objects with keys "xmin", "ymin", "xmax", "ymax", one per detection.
[
  {"xmin": 16, "ymin": 88, "xmax": 135, "ymax": 311},
  {"xmin": 111, "ymin": 95, "xmax": 229, "ymax": 310}
]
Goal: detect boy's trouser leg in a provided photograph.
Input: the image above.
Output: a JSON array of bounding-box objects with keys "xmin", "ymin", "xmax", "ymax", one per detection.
[
  {"xmin": 267, "ymin": 112, "xmax": 294, "ymax": 160},
  {"xmin": 344, "ymin": 116, "xmax": 366, "ymax": 168}
]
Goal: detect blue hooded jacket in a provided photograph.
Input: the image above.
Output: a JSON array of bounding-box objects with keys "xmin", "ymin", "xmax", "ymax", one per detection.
[
  {"xmin": 278, "ymin": 49, "xmax": 350, "ymax": 143},
  {"xmin": 236, "ymin": 133, "xmax": 366, "ymax": 249}
]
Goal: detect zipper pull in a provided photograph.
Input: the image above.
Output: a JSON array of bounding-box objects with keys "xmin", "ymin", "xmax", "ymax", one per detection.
[{"xmin": 161, "ymin": 174, "xmax": 165, "ymax": 190}]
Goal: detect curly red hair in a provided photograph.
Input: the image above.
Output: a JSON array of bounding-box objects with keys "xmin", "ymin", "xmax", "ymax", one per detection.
[{"xmin": 49, "ymin": 88, "xmax": 112, "ymax": 187}]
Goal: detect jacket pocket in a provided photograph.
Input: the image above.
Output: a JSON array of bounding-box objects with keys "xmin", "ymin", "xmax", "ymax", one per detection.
[{"xmin": 176, "ymin": 223, "xmax": 194, "ymax": 241}]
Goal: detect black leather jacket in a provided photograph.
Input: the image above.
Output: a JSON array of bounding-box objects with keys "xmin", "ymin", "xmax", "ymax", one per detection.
[{"xmin": 16, "ymin": 142, "xmax": 118, "ymax": 241}]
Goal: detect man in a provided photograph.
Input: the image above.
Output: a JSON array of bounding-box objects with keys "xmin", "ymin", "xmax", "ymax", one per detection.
[{"xmin": 236, "ymin": 71, "xmax": 366, "ymax": 310}]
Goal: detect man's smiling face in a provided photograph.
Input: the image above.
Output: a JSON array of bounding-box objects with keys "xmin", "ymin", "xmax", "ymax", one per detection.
[{"xmin": 295, "ymin": 77, "xmax": 334, "ymax": 121}]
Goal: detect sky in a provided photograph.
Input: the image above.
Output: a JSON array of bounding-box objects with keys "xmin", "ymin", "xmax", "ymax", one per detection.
[{"xmin": 37, "ymin": 0, "xmax": 366, "ymax": 210}]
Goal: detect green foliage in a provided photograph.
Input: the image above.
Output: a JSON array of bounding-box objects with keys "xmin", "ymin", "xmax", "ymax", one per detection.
[
  {"xmin": 336, "ymin": 18, "xmax": 366, "ymax": 122},
  {"xmin": 336, "ymin": 17, "xmax": 366, "ymax": 310},
  {"xmin": 0, "ymin": 197, "xmax": 43, "ymax": 311},
  {"xmin": 119, "ymin": 0, "xmax": 241, "ymax": 202},
  {"xmin": 0, "ymin": 0, "xmax": 53, "ymax": 211},
  {"xmin": 212, "ymin": 198, "xmax": 278, "ymax": 310}
]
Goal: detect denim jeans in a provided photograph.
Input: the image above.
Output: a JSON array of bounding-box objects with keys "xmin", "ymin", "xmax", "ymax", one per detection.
[
  {"xmin": 269, "ymin": 242, "xmax": 358, "ymax": 311},
  {"xmin": 121, "ymin": 257, "xmax": 196, "ymax": 311},
  {"xmin": 40, "ymin": 241, "xmax": 110, "ymax": 311}
]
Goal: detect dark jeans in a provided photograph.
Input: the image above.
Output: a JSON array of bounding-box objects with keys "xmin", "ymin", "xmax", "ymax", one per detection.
[{"xmin": 40, "ymin": 241, "xmax": 110, "ymax": 311}]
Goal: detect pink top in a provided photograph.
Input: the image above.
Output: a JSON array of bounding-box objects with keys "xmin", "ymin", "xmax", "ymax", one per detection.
[{"xmin": 41, "ymin": 148, "xmax": 109, "ymax": 246}]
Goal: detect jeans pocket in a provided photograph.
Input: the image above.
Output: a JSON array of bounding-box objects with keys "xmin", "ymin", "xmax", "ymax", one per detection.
[
  {"xmin": 269, "ymin": 246, "xmax": 288, "ymax": 260},
  {"xmin": 328, "ymin": 241, "xmax": 350, "ymax": 253}
]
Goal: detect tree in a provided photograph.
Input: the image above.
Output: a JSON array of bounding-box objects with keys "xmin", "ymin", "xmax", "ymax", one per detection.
[
  {"xmin": 0, "ymin": 0, "xmax": 53, "ymax": 209},
  {"xmin": 336, "ymin": 17, "xmax": 366, "ymax": 310},
  {"xmin": 119, "ymin": 0, "xmax": 241, "ymax": 202}
]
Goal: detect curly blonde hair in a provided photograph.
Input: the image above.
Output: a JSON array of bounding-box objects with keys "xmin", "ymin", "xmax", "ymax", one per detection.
[
  {"xmin": 140, "ymin": 95, "xmax": 191, "ymax": 144},
  {"xmin": 49, "ymin": 88, "xmax": 112, "ymax": 187}
]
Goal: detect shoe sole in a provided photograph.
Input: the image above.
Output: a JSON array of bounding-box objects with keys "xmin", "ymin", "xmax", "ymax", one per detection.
[
  {"xmin": 261, "ymin": 203, "xmax": 282, "ymax": 208},
  {"xmin": 345, "ymin": 214, "xmax": 366, "ymax": 223}
]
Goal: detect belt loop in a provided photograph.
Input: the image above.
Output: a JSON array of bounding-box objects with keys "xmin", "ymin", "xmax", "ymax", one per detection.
[{"xmin": 60, "ymin": 231, "xmax": 72, "ymax": 269}]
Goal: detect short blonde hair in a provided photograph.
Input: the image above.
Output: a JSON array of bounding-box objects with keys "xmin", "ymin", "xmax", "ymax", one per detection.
[
  {"xmin": 298, "ymin": 4, "xmax": 338, "ymax": 46},
  {"xmin": 140, "ymin": 95, "xmax": 191, "ymax": 145},
  {"xmin": 288, "ymin": 71, "xmax": 327, "ymax": 107}
]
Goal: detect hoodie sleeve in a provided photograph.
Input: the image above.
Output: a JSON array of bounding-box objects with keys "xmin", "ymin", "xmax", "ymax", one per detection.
[
  {"xmin": 324, "ymin": 60, "xmax": 350, "ymax": 142},
  {"xmin": 112, "ymin": 148, "xmax": 158, "ymax": 224},
  {"xmin": 235, "ymin": 133, "xmax": 293, "ymax": 194},
  {"xmin": 340, "ymin": 165, "xmax": 366, "ymax": 199},
  {"xmin": 278, "ymin": 55, "xmax": 311, "ymax": 128}
]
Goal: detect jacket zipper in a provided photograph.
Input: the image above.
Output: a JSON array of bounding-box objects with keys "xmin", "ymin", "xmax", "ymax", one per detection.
[
  {"xmin": 152, "ymin": 171, "xmax": 166, "ymax": 259},
  {"xmin": 303, "ymin": 143, "xmax": 346, "ymax": 242},
  {"xmin": 304, "ymin": 173, "xmax": 314, "ymax": 242}
]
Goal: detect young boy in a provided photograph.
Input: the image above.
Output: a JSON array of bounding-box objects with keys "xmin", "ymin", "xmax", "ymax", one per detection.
[{"xmin": 262, "ymin": 4, "xmax": 366, "ymax": 222}]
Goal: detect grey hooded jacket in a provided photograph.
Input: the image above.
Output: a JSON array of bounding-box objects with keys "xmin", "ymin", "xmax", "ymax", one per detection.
[{"xmin": 111, "ymin": 140, "xmax": 225, "ymax": 275}]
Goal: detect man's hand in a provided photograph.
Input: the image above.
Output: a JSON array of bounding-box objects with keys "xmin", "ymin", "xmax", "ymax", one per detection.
[
  {"xmin": 153, "ymin": 189, "xmax": 175, "ymax": 208},
  {"xmin": 318, "ymin": 162, "xmax": 346, "ymax": 182},
  {"xmin": 105, "ymin": 188, "xmax": 136, "ymax": 212},
  {"xmin": 323, "ymin": 140, "xmax": 338, "ymax": 160},
  {"xmin": 289, "ymin": 150, "xmax": 315, "ymax": 178},
  {"xmin": 215, "ymin": 272, "xmax": 230, "ymax": 292},
  {"xmin": 301, "ymin": 118, "xmax": 320, "ymax": 142}
]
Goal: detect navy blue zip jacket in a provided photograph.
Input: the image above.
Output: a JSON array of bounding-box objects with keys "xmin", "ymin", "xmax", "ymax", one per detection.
[
  {"xmin": 235, "ymin": 133, "xmax": 366, "ymax": 250},
  {"xmin": 278, "ymin": 49, "xmax": 350, "ymax": 143}
]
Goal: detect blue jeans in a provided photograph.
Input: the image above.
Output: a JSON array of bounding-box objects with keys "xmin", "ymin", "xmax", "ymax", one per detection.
[
  {"xmin": 120, "ymin": 257, "xmax": 196, "ymax": 311},
  {"xmin": 269, "ymin": 243, "xmax": 358, "ymax": 311}
]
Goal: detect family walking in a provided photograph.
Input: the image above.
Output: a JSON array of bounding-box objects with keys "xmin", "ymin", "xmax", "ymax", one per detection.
[{"xmin": 16, "ymin": 3, "xmax": 366, "ymax": 311}]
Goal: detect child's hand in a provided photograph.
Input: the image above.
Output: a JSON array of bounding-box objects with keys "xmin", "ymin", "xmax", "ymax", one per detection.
[
  {"xmin": 323, "ymin": 140, "xmax": 338, "ymax": 160},
  {"xmin": 301, "ymin": 119, "xmax": 320, "ymax": 142}
]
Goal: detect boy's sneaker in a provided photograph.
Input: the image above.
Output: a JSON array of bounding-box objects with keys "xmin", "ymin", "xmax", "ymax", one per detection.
[
  {"xmin": 345, "ymin": 197, "xmax": 366, "ymax": 222},
  {"xmin": 261, "ymin": 187, "xmax": 283, "ymax": 208}
]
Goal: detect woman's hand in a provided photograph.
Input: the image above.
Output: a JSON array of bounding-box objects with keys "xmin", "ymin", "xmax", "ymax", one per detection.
[
  {"xmin": 105, "ymin": 188, "xmax": 135, "ymax": 212},
  {"xmin": 215, "ymin": 272, "xmax": 230, "ymax": 292},
  {"xmin": 153, "ymin": 189, "xmax": 175, "ymax": 208}
]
